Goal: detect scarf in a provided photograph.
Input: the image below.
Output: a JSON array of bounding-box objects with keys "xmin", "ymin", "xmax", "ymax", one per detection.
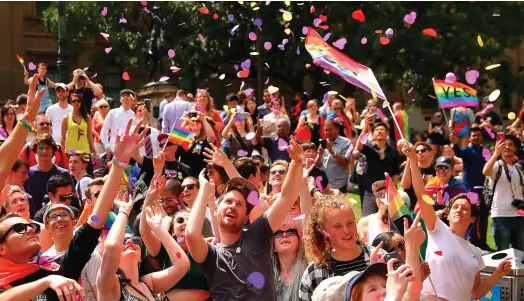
[{"xmin": 0, "ymin": 252, "xmax": 61, "ymax": 289}]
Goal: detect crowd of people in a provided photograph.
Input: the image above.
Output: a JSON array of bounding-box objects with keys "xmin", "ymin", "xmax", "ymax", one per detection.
[{"xmin": 0, "ymin": 63, "xmax": 521, "ymax": 301}]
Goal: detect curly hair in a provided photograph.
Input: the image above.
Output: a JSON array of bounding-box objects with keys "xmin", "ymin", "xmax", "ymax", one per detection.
[{"xmin": 303, "ymin": 194, "xmax": 357, "ymax": 268}]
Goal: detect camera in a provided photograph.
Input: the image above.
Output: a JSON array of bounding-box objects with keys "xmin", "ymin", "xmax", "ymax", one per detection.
[
  {"xmin": 511, "ymin": 199, "xmax": 524, "ymax": 210},
  {"xmin": 188, "ymin": 112, "xmax": 198, "ymax": 119},
  {"xmin": 319, "ymin": 139, "xmax": 327, "ymax": 148}
]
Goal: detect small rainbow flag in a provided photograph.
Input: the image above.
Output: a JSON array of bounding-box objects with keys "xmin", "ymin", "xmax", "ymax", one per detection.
[
  {"xmin": 386, "ymin": 174, "xmax": 411, "ymax": 223},
  {"xmin": 432, "ymin": 79, "xmax": 479, "ymax": 109},
  {"xmin": 393, "ymin": 110, "xmax": 410, "ymax": 142},
  {"xmin": 122, "ymin": 166, "xmax": 136, "ymax": 192},
  {"xmin": 16, "ymin": 54, "xmax": 26, "ymax": 71},
  {"xmin": 169, "ymin": 126, "xmax": 195, "ymax": 151}
]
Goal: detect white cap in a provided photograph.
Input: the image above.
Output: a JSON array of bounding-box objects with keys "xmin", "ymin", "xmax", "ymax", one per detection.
[
  {"xmin": 327, "ymin": 91, "xmax": 339, "ymax": 95},
  {"xmin": 312, "ymin": 271, "xmax": 358, "ymax": 301}
]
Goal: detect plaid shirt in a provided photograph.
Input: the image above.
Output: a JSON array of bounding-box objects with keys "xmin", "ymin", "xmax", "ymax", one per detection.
[{"xmin": 298, "ymin": 244, "xmax": 371, "ymax": 301}]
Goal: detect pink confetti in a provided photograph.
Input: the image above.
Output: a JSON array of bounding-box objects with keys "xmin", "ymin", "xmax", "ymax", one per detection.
[
  {"xmin": 321, "ymin": 230, "xmax": 331, "ymax": 237},
  {"xmin": 176, "ymin": 236, "xmax": 185, "ymax": 243},
  {"xmin": 333, "ymin": 38, "xmax": 347, "ymax": 50},
  {"xmin": 361, "ymin": 37, "xmax": 368, "ymax": 44},
  {"xmin": 445, "ymin": 72, "xmax": 457, "ymax": 84},
  {"xmin": 168, "ymin": 49, "xmax": 175, "ymax": 58},
  {"xmin": 198, "ymin": 34, "xmax": 205, "ymax": 44},
  {"xmin": 482, "ymin": 148, "xmax": 492, "ymax": 161},
  {"xmin": 465, "ymin": 69, "xmax": 480, "ymax": 85},
  {"xmin": 248, "ymin": 32, "xmax": 257, "ymax": 41},
  {"xmin": 277, "ymin": 138, "xmax": 289, "ymax": 151},
  {"xmin": 403, "ymin": 12, "xmax": 417, "ymax": 25},
  {"xmin": 104, "ymin": 47, "xmax": 112, "ymax": 54},
  {"xmin": 485, "ymin": 127, "xmax": 495, "ymax": 139},
  {"xmin": 263, "ymin": 42, "xmax": 272, "ymax": 50},
  {"xmin": 119, "ymin": 13, "xmax": 127, "ymax": 23},
  {"xmin": 359, "ymin": 133, "xmax": 368, "ymax": 144},
  {"xmin": 247, "ymin": 190, "xmax": 260, "ymax": 206},
  {"xmin": 28, "ymin": 62, "xmax": 36, "ymax": 71},
  {"xmin": 408, "ymin": 87, "xmax": 414, "ymax": 94},
  {"xmin": 159, "ymin": 76, "xmax": 169, "ymax": 82},
  {"xmin": 237, "ymin": 149, "xmax": 249, "ymax": 157},
  {"xmin": 170, "ymin": 66, "xmax": 181, "ymax": 73},
  {"xmin": 100, "ymin": 33, "xmax": 109, "ymax": 40},
  {"xmin": 197, "ymin": 104, "xmax": 205, "ymax": 112},
  {"xmin": 467, "ymin": 192, "xmax": 479, "ymax": 204},
  {"xmin": 101, "ymin": 7, "xmax": 108, "ymax": 16},
  {"xmin": 322, "ymin": 32, "xmax": 331, "ymax": 41},
  {"xmin": 315, "ymin": 176, "xmax": 323, "ymax": 192}
]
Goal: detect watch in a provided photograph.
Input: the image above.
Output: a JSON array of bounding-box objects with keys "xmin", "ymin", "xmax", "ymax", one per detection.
[
  {"xmin": 310, "ymin": 187, "xmax": 320, "ymax": 197},
  {"xmin": 112, "ymin": 157, "xmax": 131, "ymax": 169}
]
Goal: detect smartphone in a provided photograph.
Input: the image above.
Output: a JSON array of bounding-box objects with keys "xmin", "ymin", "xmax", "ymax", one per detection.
[
  {"xmin": 239, "ymin": 112, "xmax": 250, "ymax": 118},
  {"xmin": 383, "ymin": 252, "xmax": 404, "ymax": 270},
  {"xmin": 319, "ymin": 139, "xmax": 327, "ymax": 148},
  {"xmin": 188, "ymin": 112, "xmax": 198, "ymax": 118},
  {"xmin": 144, "ymin": 99, "xmax": 151, "ymax": 111},
  {"xmin": 496, "ymin": 132, "xmax": 505, "ymax": 142},
  {"xmin": 392, "ymin": 214, "xmax": 413, "ymax": 237}
]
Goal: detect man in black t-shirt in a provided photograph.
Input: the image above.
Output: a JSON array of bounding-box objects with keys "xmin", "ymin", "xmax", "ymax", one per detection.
[{"xmin": 66, "ymin": 69, "xmax": 102, "ymax": 110}]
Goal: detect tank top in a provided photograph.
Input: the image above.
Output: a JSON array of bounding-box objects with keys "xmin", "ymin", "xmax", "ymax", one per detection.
[
  {"xmin": 37, "ymin": 77, "xmax": 52, "ymax": 113},
  {"xmin": 366, "ymin": 216, "xmax": 388, "ymax": 245},
  {"xmin": 65, "ymin": 113, "xmax": 90, "ymax": 153},
  {"xmin": 119, "ymin": 279, "xmax": 159, "ymax": 301}
]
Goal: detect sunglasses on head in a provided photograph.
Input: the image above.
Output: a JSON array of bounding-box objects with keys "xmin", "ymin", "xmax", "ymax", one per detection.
[
  {"xmin": 182, "ymin": 183, "xmax": 197, "ymax": 190},
  {"xmin": 274, "ymin": 229, "xmax": 299, "ymax": 238},
  {"xmin": 435, "ymin": 165, "xmax": 450, "ymax": 171},
  {"xmin": 124, "ymin": 236, "xmax": 142, "ymax": 245},
  {"xmin": 270, "ymin": 170, "xmax": 286, "ymax": 176},
  {"xmin": 415, "ymin": 148, "xmax": 428, "ymax": 154},
  {"xmin": 0, "ymin": 222, "xmax": 41, "ymax": 243}
]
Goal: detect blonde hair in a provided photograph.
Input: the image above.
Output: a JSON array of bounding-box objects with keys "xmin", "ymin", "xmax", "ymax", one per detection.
[
  {"xmin": 195, "ymin": 90, "xmax": 214, "ymax": 117},
  {"xmin": 303, "ymin": 194, "xmax": 357, "ymax": 267},
  {"xmin": 307, "ymin": 99, "xmax": 319, "ymax": 109}
]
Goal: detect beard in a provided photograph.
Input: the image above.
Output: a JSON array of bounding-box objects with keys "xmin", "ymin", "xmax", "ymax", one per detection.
[{"xmin": 217, "ymin": 212, "xmax": 244, "ymax": 233}]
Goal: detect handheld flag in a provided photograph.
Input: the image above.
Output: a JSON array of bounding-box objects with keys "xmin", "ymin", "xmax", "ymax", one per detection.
[
  {"xmin": 432, "ymin": 79, "xmax": 479, "ymax": 109},
  {"xmin": 16, "ymin": 54, "xmax": 26, "ymax": 71},
  {"xmin": 386, "ymin": 174, "xmax": 410, "ymax": 224},
  {"xmin": 305, "ymin": 27, "xmax": 386, "ymax": 100},
  {"xmin": 169, "ymin": 126, "xmax": 196, "ymax": 151},
  {"xmin": 393, "ymin": 110, "xmax": 410, "ymax": 142}
]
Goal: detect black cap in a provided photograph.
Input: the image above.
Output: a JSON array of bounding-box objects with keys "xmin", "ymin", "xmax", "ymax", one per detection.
[
  {"xmin": 344, "ymin": 263, "xmax": 388, "ymax": 301},
  {"xmin": 120, "ymin": 89, "xmax": 136, "ymax": 97},
  {"xmin": 435, "ymin": 156, "xmax": 453, "ymax": 167},
  {"xmin": 219, "ymin": 177, "xmax": 259, "ymax": 214}
]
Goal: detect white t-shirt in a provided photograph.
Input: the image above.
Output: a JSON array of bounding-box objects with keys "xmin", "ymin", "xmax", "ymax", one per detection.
[
  {"xmin": 80, "ymin": 251, "xmax": 102, "ymax": 301},
  {"xmin": 489, "ymin": 161, "xmax": 523, "ymax": 217},
  {"xmin": 422, "ymin": 219, "xmax": 485, "ymax": 301},
  {"xmin": 46, "ymin": 103, "xmax": 73, "ymax": 144}
]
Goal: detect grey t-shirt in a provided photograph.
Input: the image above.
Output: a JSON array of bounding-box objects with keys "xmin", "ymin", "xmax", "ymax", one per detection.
[{"xmin": 198, "ymin": 213, "xmax": 274, "ymax": 301}]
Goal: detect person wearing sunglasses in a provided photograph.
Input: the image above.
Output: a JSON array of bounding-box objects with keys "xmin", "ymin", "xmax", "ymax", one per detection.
[
  {"xmin": 401, "ymin": 141, "xmax": 435, "ymax": 211},
  {"xmin": 272, "ymin": 214, "xmax": 307, "ymax": 301},
  {"xmin": 357, "ymin": 181, "xmax": 391, "ymax": 246},
  {"xmin": 33, "ymin": 173, "xmax": 80, "ymax": 224},
  {"xmin": 92, "ymin": 99, "xmax": 110, "ymax": 157},
  {"xmin": 97, "ymin": 190, "xmax": 190, "ymax": 301},
  {"xmin": 61, "ymin": 92, "xmax": 94, "ymax": 155}
]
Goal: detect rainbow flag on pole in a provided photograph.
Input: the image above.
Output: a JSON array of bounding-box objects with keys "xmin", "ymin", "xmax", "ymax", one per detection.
[
  {"xmin": 386, "ymin": 174, "xmax": 411, "ymax": 223},
  {"xmin": 169, "ymin": 126, "xmax": 195, "ymax": 151},
  {"xmin": 305, "ymin": 27, "xmax": 386, "ymax": 100},
  {"xmin": 432, "ymin": 79, "xmax": 479, "ymax": 109}
]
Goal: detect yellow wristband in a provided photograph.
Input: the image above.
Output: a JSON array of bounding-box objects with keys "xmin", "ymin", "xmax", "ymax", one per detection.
[{"xmin": 17, "ymin": 120, "xmax": 34, "ymax": 132}]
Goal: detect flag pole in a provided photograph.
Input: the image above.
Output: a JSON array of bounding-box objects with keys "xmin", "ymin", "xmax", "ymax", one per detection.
[
  {"xmin": 162, "ymin": 121, "xmax": 176, "ymax": 153},
  {"xmin": 383, "ymin": 100, "xmax": 405, "ymax": 141},
  {"xmin": 432, "ymin": 79, "xmax": 451, "ymax": 132}
]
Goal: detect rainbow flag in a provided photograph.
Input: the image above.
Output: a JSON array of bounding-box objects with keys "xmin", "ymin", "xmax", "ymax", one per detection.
[
  {"xmin": 386, "ymin": 174, "xmax": 410, "ymax": 223},
  {"xmin": 16, "ymin": 54, "xmax": 26, "ymax": 71},
  {"xmin": 432, "ymin": 79, "xmax": 479, "ymax": 109},
  {"xmin": 169, "ymin": 126, "xmax": 195, "ymax": 151},
  {"xmin": 305, "ymin": 27, "xmax": 386, "ymax": 100},
  {"xmin": 122, "ymin": 165, "xmax": 136, "ymax": 192},
  {"xmin": 393, "ymin": 110, "xmax": 410, "ymax": 142}
]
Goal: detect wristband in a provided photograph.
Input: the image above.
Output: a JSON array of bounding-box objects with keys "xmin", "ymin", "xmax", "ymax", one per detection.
[
  {"xmin": 310, "ymin": 187, "xmax": 320, "ymax": 197},
  {"xmin": 17, "ymin": 118, "xmax": 34, "ymax": 132},
  {"xmin": 118, "ymin": 211, "xmax": 129, "ymax": 218},
  {"xmin": 112, "ymin": 157, "xmax": 131, "ymax": 169}
]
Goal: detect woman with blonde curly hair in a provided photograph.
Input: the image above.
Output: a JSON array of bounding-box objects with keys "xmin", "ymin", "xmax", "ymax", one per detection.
[{"xmin": 299, "ymin": 194, "xmax": 381, "ymax": 301}]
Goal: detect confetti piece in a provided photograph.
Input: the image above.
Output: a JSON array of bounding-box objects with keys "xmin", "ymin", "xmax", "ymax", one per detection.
[
  {"xmin": 385, "ymin": 28, "xmax": 394, "ymax": 37},
  {"xmin": 119, "ymin": 14, "xmax": 127, "ymax": 23},
  {"xmin": 277, "ymin": 138, "xmax": 289, "ymax": 151},
  {"xmin": 315, "ymin": 176, "xmax": 323, "ymax": 191},
  {"xmin": 213, "ymin": 13, "xmax": 219, "ymax": 19},
  {"xmin": 253, "ymin": 18, "xmax": 262, "ymax": 27},
  {"xmin": 250, "ymin": 52, "xmax": 259, "ymax": 56},
  {"xmin": 379, "ymin": 37, "xmax": 390, "ymax": 45},
  {"xmin": 284, "ymin": 28, "xmax": 291, "ymax": 35},
  {"xmin": 241, "ymin": 59, "xmax": 251, "ymax": 69},
  {"xmin": 482, "ymin": 148, "xmax": 492, "ymax": 161},
  {"xmin": 263, "ymin": 41, "xmax": 272, "ymax": 50},
  {"xmin": 310, "ymin": 5, "xmax": 315, "ymax": 13},
  {"xmin": 375, "ymin": 29, "xmax": 383, "ymax": 34},
  {"xmin": 176, "ymin": 252, "xmax": 182, "ymax": 258},
  {"xmin": 249, "ymin": 32, "xmax": 257, "ymax": 41},
  {"xmin": 319, "ymin": 15, "xmax": 328, "ymax": 22},
  {"xmin": 489, "ymin": 89, "xmax": 501, "ymax": 102},
  {"xmin": 467, "ymin": 192, "xmax": 479, "ymax": 205},
  {"xmin": 422, "ymin": 28, "xmax": 437, "ymax": 37},
  {"xmin": 351, "ymin": 10, "xmax": 365, "ymax": 22},
  {"xmin": 294, "ymin": 214, "xmax": 306, "ymax": 220},
  {"xmin": 247, "ymin": 190, "xmax": 260, "ymax": 206},
  {"xmin": 104, "ymin": 47, "xmax": 112, "ymax": 54},
  {"xmin": 359, "ymin": 133, "xmax": 368, "ymax": 144},
  {"xmin": 403, "ymin": 12, "xmax": 417, "ymax": 25},
  {"xmin": 140, "ymin": 1, "xmax": 147, "ymax": 5},
  {"xmin": 170, "ymin": 66, "xmax": 181, "ymax": 73},
  {"xmin": 197, "ymin": 104, "xmax": 205, "ymax": 112},
  {"xmin": 361, "ymin": 37, "xmax": 368, "ymax": 44},
  {"xmin": 159, "ymin": 76, "xmax": 169, "ymax": 82},
  {"xmin": 322, "ymin": 32, "xmax": 331, "ymax": 41},
  {"xmin": 305, "ymin": 63, "xmax": 311, "ymax": 68},
  {"xmin": 231, "ymin": 24, "xmax": 240, "ymax": 34},
  {"xmin": 198, "ymin": 34, "xmax": 205, "ymax": 44},
  {"xmin": 445, "ymin": 72, "xmax": 457, "ymax": 84},
  {"xmin": 313, "ymin": 18, "xmax": 322, "ymax": 27},
  {"xmin": 485, "ymin": 64, "xmax": 501, "ymax": 70},
  {"xmin": 282, "ymin": 11, "xmax": 292, "ymax": 22},
  {"xmin": 137, "ymin": 32, "xmax": 142, "ymax": 37},
  {"xmin": 100, "ymin": 33, "xmax": 109, "ymax": 40},
  {"xmin": 238, "ymin": 0, "xmax": 244, "ymax": 4},
  {"xmin": 284, "ymin": 0, "xmax": 290, "ymax": 6},
  {"xmin": 237, "ymin": 149, "xmax": 249, "ymax": 157},
  {"xmin": 321, "ymin": 230, "xmax": 331, "ymax": 237},
  {"xmin": 237, "ymin": 69, "xmax": 250, "ymax": 78},
  {"xmin": 268, "ymin": 86, "xmax": 279, "ymax": 94},
  {"xmin": 333, "ymin": 37, "xmax": 347, "ymax": 50},
  {"xmin": 168, "ymin": 49, "xmax": 175, "ymax": 58},
  {"xmin": 247, "ymin": 272, "xmax": 266, "ymax": 289},
  {"xmin": 465, "ymin": 69, "xmax": 480, "ymax": 85},
  {"xmin": 434, "ymin": 251, "xmax": 443, "ymax": 256},
  {"xmin": 28, "ymin": 62, "xmax": 36, "ymax": 71},
  {"xmin": 477, "ymin": 35, "xmax": 484, "ymax": 47},
  {"xmin": 428, "ymin": 94, "xmax": 436, "ymax": 99},
  {"xmin": 408, "ymin": 87, "xmax": 414, "ymax": 94},
  {"xmin": 422, "ymin": 195, "xmax": 435, "ymax": 205},
  {"xmin": 90, "ymin": 215, "xmax": 101, "ymax": 224},
  {"xmin": 176, "ymin": 236, "xmax": 185, "ymax": 243},
  {"xmin": 228, "ymin": 14, "xmax": 234, "ymax": 21},
  {"xmin": 245, "ymin": 132, "xmax": 255, "ymax": 140},
  {"xmin": 101, "ymin": 7, "xmax": 108, "ymax": 16},
  {"xmin": 122, "ymin": 72, "xmax": 130, "ymax": 80},
  {"xmin": 508, "ymin": 112, "xmax": 516, "ymax": 120}
]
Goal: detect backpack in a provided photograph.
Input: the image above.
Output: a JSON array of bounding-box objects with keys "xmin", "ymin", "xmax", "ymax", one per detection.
[{"xmin": 483, "ymin": 160, "xmax": 504, "ymax": 208}]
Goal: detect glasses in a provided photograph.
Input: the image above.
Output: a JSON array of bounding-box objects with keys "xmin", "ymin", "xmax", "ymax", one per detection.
[
  {"xmin": 159, "ymin": 142, "xmax": 175, "ymax": 148},
  {"xmin": 274, "ymin": 229, "xmax": 298, "ymax": 238},
  {"xmin": 123, "ymin": 236, "xmax": 142, "ymax": 245},
  {"xmin": 70, "ymin": 99, "xmax": 81, "ymax": 104},
  {"xmin": 47, "ymin": 212, "xmax": 72, "ymax": 222},
  {"xmin": 270, "ymin": 170, "xmax": 286, "ymax": 176},
  {"xmin": 435, "ymin": 166, "xmax": 450, "ymax": 172},
  {"xmin": 415, "ymin": 148, "xmax": 428, "ymax": 154},
  {"xmin": 387, "ymin": 241, "xmax": 405, "ymax": 253},
  {"xmin": 0, "ymin": 222, "xmax": 41, "ymax": 243},
  {"xmin": 58, "ymin": 194, "xmax": 73, "ymax": 202},
  {"xmin": 182, "ymin": 183, "xmax": 197, "ymax": 190},
  {"xmin": 374, "ymin": 190, "xmax": 386, "ymax": 198},
  {"xmin": 98, "ymin": 105, "xmax": 109, "ymax": 109},
  {"xmin": 38, "ymin": 122, "xmax": 51, "ymax": 127},
  {"xmin": 175, "ymin": 216, "xmax": 187, "ymax": 224}
]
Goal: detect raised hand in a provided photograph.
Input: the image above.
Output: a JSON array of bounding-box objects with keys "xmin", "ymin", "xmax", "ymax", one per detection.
[
  {"xmin": 198, "ymin": 168, "xmax": 211, "ymax": 187},
  {"xmin": 404, "ymin": 212, "xmax": 425, "ymax": 248},
  {"xmin": 302, "ymin": 159, "xmax": 315, "ymax": 180},
  {"xmin": 203, "ymin": 143, "xmax": 229, "ymax": 167},
  {"xmin": 153, "ymin": 151, "xmax": 166, "ymax": 174},
  {"xmin": 114, "ymin": 191, "xmax": 133, "ymax": 216},
  {"xmin": 493, "ymin": 139, "xmax": 506, "ymax": 157},
  {"xmin": 45, "ymin": 275, "xmax": 86, "ymax": 301},
  {"xmin": 286, "ymin": 136, "xmax": 304, "ymax": 162},
  {"xmin": 494, "ymin": 257, "xmax": 513, "ymax": 278},
  {"xmin": 145, "ymin": 205, "xmax": 165, "ymax": 232},
  {"xmin": 145, "ymin": 175, "xmax": 166, "ymax": 207},
  {"xmin": 113, "ymin": 119, "xmax": 149, "ymax": 163},
  {"xmin": 26, "ymin": 74, "xmax": 46, "ymax": 121},
  {"xmin": 385, "ymin": 260, "xmax": 415, "ymax": 300}
]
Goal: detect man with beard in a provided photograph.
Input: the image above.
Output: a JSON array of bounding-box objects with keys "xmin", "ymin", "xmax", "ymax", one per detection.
[
  {"xmin": 254, "ymin": 118, "xmax": 291, "ymax": 162},
  {"xmin": 257, "ymin": 90, "xmax": 272, "ymax": 118},
  {"xmin": 186, "ymin": 138, "xmax": 303, "ymax": 301}
]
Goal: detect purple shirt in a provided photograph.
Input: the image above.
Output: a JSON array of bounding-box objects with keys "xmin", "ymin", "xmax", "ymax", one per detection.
[{"xmin": 162, "ymin": 98, "xmax": 193, "ymax": 133}]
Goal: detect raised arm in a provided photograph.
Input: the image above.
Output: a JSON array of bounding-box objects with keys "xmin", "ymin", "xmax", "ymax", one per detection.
[
  {"xmin": 203, "ymin": 144, "xmax": 241, "ymax": 179},
  {"xmin": 267, "ymin": 137, "xmax": 303, "ymax": 232},
  {"xmin": 186, "ymin": 170, "xmax": 214, "ymax": 263},
  {"xmin": 0, "ymin": 75, "xmax": 43, "ymax": 182},
  {"xmin": 253, "ymin": 119, "xmax": 264, "ymax": 145},
  {"xmin": 483, "ymin": 140, "xmax": 504, "ymax": 177},
  {"xmin": 401, "ymin": 158, "xmax": 412, "ymax": 190},
  {"xmin": 61, "ymin": 115, "xmax": 68, "ymax": 149},
  {"xmin": 197, "ymin": 112, "xmax": 216, "ymax": 144},
  {"xmin": 471, "ymin": 257, "xmax": 512, "ymax": 300},
  {"xmin": 100, "ymin": 110, "xmax": 112, "ymax": 151},
  {"xmin": 355, "ymin": 116, "xmax": 372, "ymax": 151},
  {"xmin": 401, "ymin": 212, "xmax": 425, "ymax": 301},
  {"xmin": 139, "ymin": 175, "xmax": 166, "ymax": 257},
  {"xmin": 141, "ymin": 206, "xmax": 190, "ymax": 294},
  {"xmin": 96, "ymin": 191, "xmax": 134, "ymax": 300},
  {"xmin": 23, "ymin": 70, "xmax": 30, "ymax": 85},
  {"xmin": 221, "ymin": 112, "xmax": 237, "ymax": 140},
  {"xmin": 299, "ymin": 161, "xmax": 314, "ymax": 226}
]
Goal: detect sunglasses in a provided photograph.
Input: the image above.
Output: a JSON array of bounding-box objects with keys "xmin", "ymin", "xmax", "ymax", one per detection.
[
  {"xmin": 70, "ymin": 99, "xmax": 81, "ymax": 104},
  {"xmin": 415, "ymin": 148, "xmax": 428, "ymax": 154},
  {"xmin": 387, "ymin": 241, "xmax": 405, "ymax": 253},
  {"xmin": 159, "ymin": 142, "xmax": 175, "ymax": 148},
  {"xmin": 0, "ymin": 222, "xmax": 41, "ymax": 242},
  {"xmin": 435, "ymin": 166, "xmax": 450, "ymax": 172},
  {"xmin": 182, "ymin": 183, "xmax": 197, "ymax": 190},
  {"xmin": 47, "ymin": 212, "xmax": 72, "ymax": 223},
  {"xmin": 274, "ymin": 229, "xmax": 299, "ymax": 238},
  {"xmin": 123, "ymin": 236, "xmax": 142, "ymax": 245},
  {"xmin": 374, "ymin": 190, "xmax": 386, "ymax": 198},
  {"xmin": 38, "ymin": 122, "xmax": 51, "ymax": 127},
  {"xmin": 270, "ymin": 170, "xmax": 286, "ymax": 176},
  {"xmin": 98, "ymin": 105, "xmax": 109, "ymax": 109},
  {"xmin": 175, "ymin": 216, "xmax": 187, "ymax": 224},
  {"xmin": 59, "ymin": 194, "xmax": 74, "ymax": 202}
]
